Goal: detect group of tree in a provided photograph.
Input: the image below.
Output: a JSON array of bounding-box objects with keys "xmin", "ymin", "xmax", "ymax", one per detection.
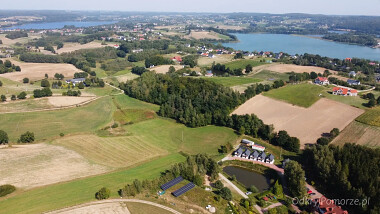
[
  {"xmin": 363, "ymin": 92, "xmax": 380, "ymax": 108},
  {"xmin": 303, "ymin": 144, "xmax": 380, "ymax": 213},
  {"xmin": 20, "ymin": 53, "xmax": 62, "ymax": 63},
  {"xmin": 51, "ymin": 81, "xmax": 63, "ymax": 89},
  {"xmin": 288, "ymin": 71, "xmax": 329, "ymax": 83},
  {"xmin": 40, "ymin": 79, "xmax": 50, "ymax": 87},
  {"xmin": 5, "ymin": 31, "xmax": 28, "ymax": 39},
  {"xmin": 323, "ymin": 33, "xmax": 378, "ymax": 47},
  {"xmin": 271, "ymin": 130, "xmax": 300, "ymax": 152},
  {"xmin": 284, "ymin": 160, "xmax": 307, "ymax": 198},
  {"xmin": 0, "ymin": 184, "xmax": 16, "ymax": 197},
  {"xmin": 211, "ymin": 63, "xmax": 244, "ymax": 76},
  {"xmin": 289, "ymin": 53, "xmax": 380, "ymax": 76},
  {"xmin": 100, "ymin": 59, "xmax": 133, "ymax": 72},
  {"xmin": 44, "ymin": 45, "xmax": 55, "ymax": 53},
  {"xmin": 234, "ymin": 52, "xmax": 244, "ymax": 59},
  {"xmin": 316, "ymin": 128, "xmax": 340, "ymax": 146},
  {"xmin": 18, "ymin": 131, "xmax": 35, "ymax": 143},
  {"xmin": 144, "ymin": 55, "xmax": 173, "ymax": 68},
  {"xmin": 0, "ymin": 91, "xmax": 26, "ymax": 102},
  {"xmin": 182, "ymin": 55, "xmax": 198, "ymax": 68},
  {"xmin": 95, "ymin": 187, "xmax": 110, "ymax": 200},
  {"xmin": 120, "ymin": 72, "xmax": 299, "ymax": 152},
  {"xmin": 33, "ymin": 88, "xmax": 52, "ymax": 98},
  {"xmin": 54, "ymin": 73, "xmax": 64, "ymax": 80},
  {"xmin": 62, "ymin": 90, "xmax": 81, "ymax": 97},
  {"xmin": 131, "ymin": 66, "xmax": 148, "ymax": 75},
  {"xmin": 118, "ymin": 154, "xmax": 219, "ymax": 197},
  {"xmin": 0, "ymin": 59, "xmax": 21, "ymax": 74}
]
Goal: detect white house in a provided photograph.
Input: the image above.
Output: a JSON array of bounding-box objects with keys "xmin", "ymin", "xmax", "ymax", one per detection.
[{"xmin": 314, "ymin": 77, "xmax": 329, "ymax": 85}]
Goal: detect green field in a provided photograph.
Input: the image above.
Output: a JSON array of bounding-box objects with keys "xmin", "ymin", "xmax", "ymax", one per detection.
[
  {"xmin": 0, "ymin": 97, "xmax": 114, "ymax": 142},
  {"xmin": 356, "ymin": 106, "xmax": 380, "ymax": 127},
  {"xmin": 223, "ymin": 59, "xmax": 266, "ymax": 70},
  {"xmin": 0, "ymin": 76, "xmax": 40, "ymax": 96},
  {"xmin": 250, "ymin": 70, "xmax": 290, "ymax": 83},
  {"xmin": 126, "ymin": 202, "xmax": 173, "ymax": 214},
  {"xmin": 321, "ymin": 88, "xmax": 367, "ymax": 109},
  {"xmin": 0, "ymin": 154, "xmax": 185, "ymax": 214},
  {"xmin": 332, "ymin": 121, "xmax": 380, "ymax": 148},
  {"xmin": 203, "ymin": 76, "xmax": 261, "ymax": 87},
  {"xmin": 263, "ymin": 83, "xmax": 325, "ymax": 107}
]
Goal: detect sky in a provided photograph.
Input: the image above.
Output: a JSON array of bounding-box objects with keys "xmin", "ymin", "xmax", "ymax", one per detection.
[{"xmin": 2, "ymin": 0, "xmax": 380, "ymax": 16}]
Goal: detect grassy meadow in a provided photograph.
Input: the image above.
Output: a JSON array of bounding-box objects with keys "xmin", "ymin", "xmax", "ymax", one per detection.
[
  {"xmin": 224, "ymin": 59, "xmax": 266, "ymax": 70},
  {"xmin": 356, "ymin": 106, "xmax": 380, "ymax": 127},
  {"xmin": 0, "ymin": 154, "xmax": 185, "ymax": 214},
  {"xmin": 204, "ymin": 76, "xmax": 261, "ymax": 87},
  {"xmin": 263, "ymin": 83, "xmax": 325, "ymax": 107},
  {"xmin": 332, "ymin": 121, "xmax": 380, "ymax": 148},
  {"xmin": 250, "ymin": 70, "xmax": 290, "ymax": 83},
  {"xmin": 0, "ymin": 97, "xmax": 114, "ymax": 142}
]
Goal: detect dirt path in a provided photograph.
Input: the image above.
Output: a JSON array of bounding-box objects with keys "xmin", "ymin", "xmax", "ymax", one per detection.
[
  {"xmin": 45, "ymin": 199, "xmax": 182, "ymax": 214},
  {"xmin": 218, "ymin": 173, "xmax": 248, "ymax": 199}
]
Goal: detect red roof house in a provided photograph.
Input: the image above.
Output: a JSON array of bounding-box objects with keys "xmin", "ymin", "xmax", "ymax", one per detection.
[
  {"xmin": 332, "ymin": 87, "xmax": 357, "ymax": 96},
  {"xmin": 315, "ymin": 77, "xmax": 329, "ymax": 85},
  {"xmin": 171, "ymin": 56, "xmax": 182, "ymax": 62}
]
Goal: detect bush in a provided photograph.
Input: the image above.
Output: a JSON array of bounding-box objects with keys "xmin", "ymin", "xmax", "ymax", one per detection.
[
  {"xmin": 214, "ymin": 180, "xmax": 224, "ymax": 189},
  {"xmin": 0, "ymin": 130, "xmax": 9, "ymax": 144},
  {"xmin": 0, "ymin": 80, "xmax": 2, "ymax": 86},
  {"xmin": 19, "ymin": 131, "xmax": 35, "ymax": 143},
  {"xmin": 111, "ymin": 123, "xmax": 118, "ymax": 128},
  {"xmin": 250, "ymin": 185, "xmax": 259, "ymax": 193},
  {"xmin": 41, "ymin": 79, "xmax": 50, "ymax": 87},
  {"xmin": 59, "ymin": 133, "xmax": 65, "ymax": 137},
  {"xmin": 95, "ymin": 187, "xmax": 110, "ymax": 200},
  {"xmin": 0, "ymin": 185, "xmax": 16, "ymax": 197},
  {"xmin": 1, "ymin": 95, "xmax": 6, "ymax": 102},
  {"xmin": 23, "ymin": 78, "xmax": 29, "ymax": 83},
  {"xmin": 11, "ymin": 95, "xmax": 16, "ymax": 101}
]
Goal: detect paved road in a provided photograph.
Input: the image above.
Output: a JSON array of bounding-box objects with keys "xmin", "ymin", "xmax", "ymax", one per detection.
[
  {"xmin": 45, "ymin": 199, "xmax": 182, "ymax": 214},
  {"xmin": 218, "ymin": 173, "xmax": 248, "ymax": 199}
]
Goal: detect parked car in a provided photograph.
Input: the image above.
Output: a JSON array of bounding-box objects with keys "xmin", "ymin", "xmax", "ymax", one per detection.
[{"xmin": 245, "ymin": 191, "xmax": 252, "ymax": 196}]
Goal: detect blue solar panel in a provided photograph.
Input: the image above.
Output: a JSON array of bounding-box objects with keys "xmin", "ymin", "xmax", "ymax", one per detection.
[
  {"xmin": 172, "ymin": 182, "xmax": 195, "ymax": 197},
  {"xmin": 161, "ymin": 176, "xmax": 183, "ymax": 190}
]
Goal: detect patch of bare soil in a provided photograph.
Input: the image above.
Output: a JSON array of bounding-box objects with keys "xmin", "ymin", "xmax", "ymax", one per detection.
[
  {"xmin": 149, "ymin": 65, "xmax": 184, "ymax": 74},
  {"xmin": 264, "ymin": 64, "xmax": 337, "ymax": 75}
]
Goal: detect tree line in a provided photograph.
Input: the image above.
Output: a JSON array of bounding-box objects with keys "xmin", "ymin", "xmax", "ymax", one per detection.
[
  {"xmin": 120, "ymin": 72, "xmax": 300, "ymax": 152},
  {"xmin": 323, "ymin": 33, "xmax": 378, "ymax": 47},
  {"xmin": 0, "ymin": 59, "xmax": 21, "ymax": 74}
]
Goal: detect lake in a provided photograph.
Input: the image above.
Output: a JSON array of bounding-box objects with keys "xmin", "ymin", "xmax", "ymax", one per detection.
[
  {"xmin": 222, "ymin": 33, "xmax": 380, "ymax": 61},
  {"xmin": 223, "ymin": 166, "xmax": 270, "ymax": 191},
  {"xmin": 3, "ymin": 21, "xmax": 116, "ymax": 30}
]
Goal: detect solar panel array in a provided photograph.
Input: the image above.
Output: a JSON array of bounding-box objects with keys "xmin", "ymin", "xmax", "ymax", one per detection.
[
  {"xmin": 172, "ymin": 182, "xmax": 195, "ymax": 197},
  {"xmin": 160, "ymin": 176, "xmax": 183, "ymax": 190}
]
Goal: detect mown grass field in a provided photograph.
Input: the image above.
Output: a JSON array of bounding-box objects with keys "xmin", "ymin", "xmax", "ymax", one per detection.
[
  {"xmin": 250, "ymin": 70, "xmax": 290, "ymax": 82},
  {"xmin": 0, "ymin": 76, "xmax": 40, "ymax": 96},
  {"xmin": 203, "ymin": 76, "xmax": 261, "ymax": 87},
  {"xmin": 224, "ymin": 59, "xmax": 266, "ymax": 70},
  {"xmin": 0, "ymin": 97, "xmax": 114, "ymax": 142},
  {"xmin": 52, "ymin": 134, "xmax": 168, "ymax": 168},
  {"xmin": 0, "ymin": 98, "xmax": 51, "ymax": 113},
  {"xmin": 263, "ymin": 83, "xmax": 325, "ymax": 107},
  {"xmin": 0, "ymin": 154, "xmax": 185, "ymax": 214},
  {"xmin": 332, "ymin": 121, "xmax": 380, "ymax": 148},
  {"xmin": 356, "ymin": 106, "xmax": 380, "ymax": 127}
]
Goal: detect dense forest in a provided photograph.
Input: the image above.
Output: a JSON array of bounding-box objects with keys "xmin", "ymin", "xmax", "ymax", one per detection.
[
  {"xmin": 323, "ymin": 33, "xmax": 378, "ymax": 47},
  {"xmin": 303, "ymin": 144, "xmax": 380, "ymax": 214},
  {"xmin": 120, "ymin": 72, "xmax": 300, "ymax": 152}
]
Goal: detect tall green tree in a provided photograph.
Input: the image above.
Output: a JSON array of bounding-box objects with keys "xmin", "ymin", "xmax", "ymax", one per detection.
[
  {"xmin": 284, "ymin": 160, "xmax": 307, "ymax": 198},
  {"xmin": 0, "ymin": 130, "xmax": 8, "ymax": 144}
]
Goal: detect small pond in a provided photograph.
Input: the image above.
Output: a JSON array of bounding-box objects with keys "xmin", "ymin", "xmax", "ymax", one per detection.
[{"xmin": 223, "ymin": 166, "xmax": 271, "ymax": 191}]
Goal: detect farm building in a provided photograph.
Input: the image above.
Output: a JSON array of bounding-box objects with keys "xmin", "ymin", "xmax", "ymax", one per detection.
[
  {"xmin": 347, "ymin": 79, "xmax": 360, "ymax": 86},
  {"xmin": 241, "ymin": 139, "xmax": 254, "ymax": 146},
  {"xmin": 65, "ymin": 78, "xmax": 85, "ymax": 86},
  {"xmin": 252, "ymin": 143, "xmax": 265, "ymax": 152},
  {"xmin": 332, "ymin": 87, "xmax": 357, "ymax": 96},
  {"xmin": 233, "ymin": 146, "xmax": 275, "ymax": 164},
  {"xmin": 314, "ymin": 77, "xmax": 329, "ymax": 85},
  {"xmin": 205, "ymin": 70, "xmax": 213, "ymax": 77},
  {"xmin": 241, "ymin": 149, "xmax": 251, "ymax": 159}
]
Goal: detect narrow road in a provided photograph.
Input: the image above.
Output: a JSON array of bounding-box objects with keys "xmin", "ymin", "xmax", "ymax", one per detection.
[
  {"xmin": 218, "ymin": 173, "xmax": 248, "ymax": 199},
  {"xmin": 45, "ymin": 199, "xmax": 182, "ymax": 214}
]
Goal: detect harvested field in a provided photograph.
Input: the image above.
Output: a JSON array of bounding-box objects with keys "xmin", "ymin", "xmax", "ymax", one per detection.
[
  {"xmin": 52, "ymin": 134, "xmax": 167, "ymax": 168},
  {"xmin": 0, "ymin": 98, "xmax": 51, "ymax": 113},
  {"xmin": 185, "ymin": 31, "xmax": 227, "ymax": 40},
  {"xmin": 55, "ymin": 42, "xmax": 113, "ymax": 54},
  {"xmin": 0, "ymin": 143, "xmax": 108, "ymax": 189},
  {"xmin": 197, "ymin": 54, "xmax": 234, "ymax": 67},
  {"xmin": 264, "ymin": 64, "xmax": 336, "ymax": 74},
  {"xmin": 332, "ymin": 121, "xmax": 380, "ymax": 148},
  {"xmin": 0, "ymin": 33, "xmax": 41, "ymax": 47},
  {"xmin": 51, "ymin": 201, "xmax": 131, "ymax": 214},
  {"xmin": 232, "ymin": 95, "xmax": 364, "ymax": 146},
  {"xmin": 47, "ymin": 96, "xmax": 96, "ymax": 107},
  {"xmin": 114, "ymin": 73, "xmax": 139, "ymax": 82},
  {"xmin": 1, "ymin": 59, "xmax": 81, "ymax": 82},
  {"xmin": 149, "ymin": 65, "xmax": 184, "ymax": 74}
]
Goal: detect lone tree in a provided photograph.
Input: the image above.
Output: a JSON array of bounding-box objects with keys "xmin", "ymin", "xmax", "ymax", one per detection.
[
  {"xmin": 0, "ymin": 80, "xmax": 2, "ymax": 86},
  {"xmin": 17, "ymin": 92, "xmax": 27, "ymax": 100},
  {"xmin": 23, "ymin": 78, "xmax": 29, "ymax": 84},
  {"xmin": 245, "ymin": 64, "xmax": 253, "ymax": 73},
  {"xmin": 19, "ymin": 131, "xmax": 35, "ymax": 143},
  {"xmin": 0, "ymin": 130, "xmax": 9, "ymax": 144},
  {"xmin": 95, "ymin": 187, "xmax": 110, "ymax": 200},
  {"xmin": 284, "ymin": 160, "xmax": 307, "ymax": 198},
  {"xmin": 1, "ymin": 95, "xmax": 6, "ymax": 102}
]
